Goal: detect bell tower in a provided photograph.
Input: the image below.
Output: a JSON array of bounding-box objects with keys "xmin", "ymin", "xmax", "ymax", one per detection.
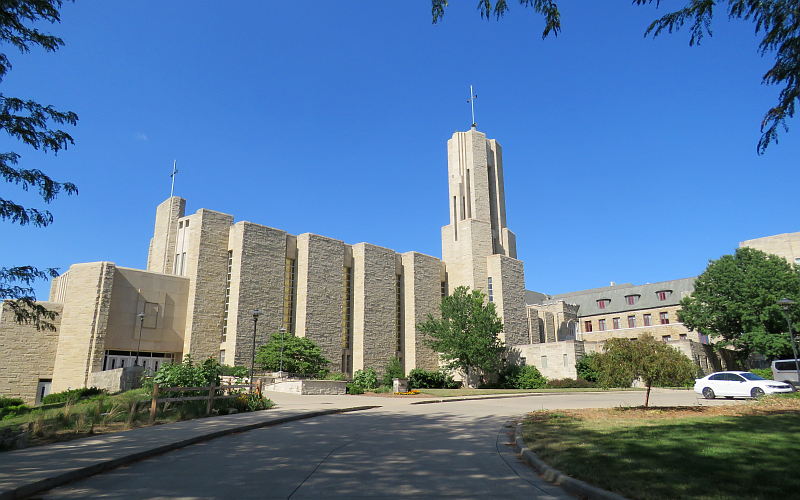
[{"xmin": 441, "ymin": 127, "xmax": 527, "ymax": 346}]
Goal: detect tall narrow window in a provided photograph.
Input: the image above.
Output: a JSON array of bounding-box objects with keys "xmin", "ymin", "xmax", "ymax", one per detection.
[
  {"xmin": 441, "ymin": 281, "xmax": 447, "ymax": 298},
  {"xmin": 396, "ymin": 274, "xmax": 403, "ymax": 352},
  {"xmin": 660, "ymin": 312, "xmax": 670, "ymax": 324},
  {"xmin": 487, "ymin": 277, "xmax": 494, "ymax": 302},
  {"xmin": 598, "ymin": 319, "xmax": 606, "ymax": 331},
  {"xmin": 283, "ymin": 258, "xmax": 297, "ymax": 333},
  {"xmin": 628, "ymin": 315, "xmax": 636, "ymax": 328},
  {"xmin": 221, "ymin": 250, "xmax": 232, "ymax": 342},
  {"xmin": 643, "ymin": 314, "xmax": 652, "ymax": 326},
  {"xmin": 612, "ymin": 317, "xmax": 621, "ymax": 329},
  {"xmin": 341, "ymin": 266, "xmax": 352, "ymax": 348}
]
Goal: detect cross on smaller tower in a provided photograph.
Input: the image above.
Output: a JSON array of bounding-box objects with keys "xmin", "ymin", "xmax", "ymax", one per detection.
[
  {"xmin": 467, "ymin": 85, "xmax": 478, "ymax": 129},
  {"xmin": 169, "ymin": 160, "xmax": 178, "ymax": 198}
]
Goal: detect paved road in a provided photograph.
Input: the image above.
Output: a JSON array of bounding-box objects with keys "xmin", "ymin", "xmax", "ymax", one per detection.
[{"xmin": 40, "ymin": 390, "xmax": 737, "ymax": 499}]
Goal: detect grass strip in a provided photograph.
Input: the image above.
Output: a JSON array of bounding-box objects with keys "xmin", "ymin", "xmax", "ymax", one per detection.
[{"xmin": 521, "ymin": 394, "xmax": 800, "ymax": 500}]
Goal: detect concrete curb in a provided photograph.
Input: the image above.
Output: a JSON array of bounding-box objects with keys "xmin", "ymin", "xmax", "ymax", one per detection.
[
  {"xmin": 409, "ymin": 389, "xmax": 649, "ymax": 405},
  {"xmin": 0, "ymin": 405, "xmax": 380, "ymax": 500},
  {"xmin": 513, "ymin": 421, "xmax": 629, "ymax": 500}
]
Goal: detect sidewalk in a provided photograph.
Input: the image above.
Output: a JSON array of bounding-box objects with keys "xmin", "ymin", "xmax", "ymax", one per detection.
[{"xmin": 0, "ymin": 396, "xmax": 383, "ymax": 500}]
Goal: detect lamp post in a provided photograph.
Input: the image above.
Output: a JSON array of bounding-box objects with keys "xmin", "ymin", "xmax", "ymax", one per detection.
[
  {"xmin": 279, "ymin": 327, "xmax": 287, "ymax": 374},
  {"xmin": 777, "ymin": 298, "xmax": 800, "ymax": 385},
  {"xmin": 250, "ymin": 309, "xmax": 261, "ymax": 382},
  {"xmin": 135, "ymin": 312, "xmax": 145, "ymax": 366}
]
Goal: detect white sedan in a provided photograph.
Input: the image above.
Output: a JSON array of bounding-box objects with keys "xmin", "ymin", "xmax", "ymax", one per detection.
[{"xmin": 694, "ymin": 371, "xmax": 794, "ymax": 399}]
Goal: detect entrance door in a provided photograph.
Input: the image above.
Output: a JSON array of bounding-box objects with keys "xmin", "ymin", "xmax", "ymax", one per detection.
[{"xmin": 36, "ymin": 380, "xmax": 51, "ymax": 405}]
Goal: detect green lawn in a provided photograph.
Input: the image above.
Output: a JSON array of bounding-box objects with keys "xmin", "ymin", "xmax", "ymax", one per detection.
[
  {"xmin": 522, "ymin": 395, "xmax": 800, "ymax": 500},
  {"xmin": 417, "ymin": 387, "xmax": 642, "ymax": 397}
]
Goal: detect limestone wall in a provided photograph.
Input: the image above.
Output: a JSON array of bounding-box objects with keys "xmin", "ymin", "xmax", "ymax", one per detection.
[
  {"xmin": 740, "ymin": 232, "xmax": 800, "ymax": 264},
  {"xmin": 51, "ymin": 262, "xmax": 116, "ymax": 392},
  {"xmin": 295, "ymin": 233, "xmax": 345, "ymax": 373},
  {"xmin": 513, "ymin": 341, "xmax": 582, "ymax": 380},
  {"xmin": 183, "ymin": 209, "xmax": 234, "ymax": 361},
  {"xmin": 226, "ymin": 222, "xmax": 287, "ymax": 367},
  {"xmin": 104, "ymin": 267, "xmax": 189, "ymax": 355},
  {"xmin": 401, "ymin": 252, "xmax": 441, "ymax": 372},
  {"xmin": 0, "ymin": 301, "xmax": 62, "ymax": 404},
  {"xmin": 352, "ymin": 243, "xmax": 397, "ymax": 375}
]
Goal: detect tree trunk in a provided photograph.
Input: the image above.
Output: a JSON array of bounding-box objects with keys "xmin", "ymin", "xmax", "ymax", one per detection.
[{"xmin": 644, "ymin": 383, "xmax": 651, "ymax": 408}]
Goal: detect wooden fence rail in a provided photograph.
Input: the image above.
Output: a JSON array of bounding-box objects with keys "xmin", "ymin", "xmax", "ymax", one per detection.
[{"xmin": 149, "ymin": 380, "xmax": 262, "ymax": 424}]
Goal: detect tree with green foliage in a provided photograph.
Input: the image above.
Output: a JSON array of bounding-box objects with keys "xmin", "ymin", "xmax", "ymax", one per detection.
[
  {"xmin": 1, "ymin": 0, "xmax": 78, "ymax": 330},
  {"xmin": 431, "ymin": 0, "xmax": 799, "ymax": 154},
  {"xmin": 418, "ymin": 285, "xmax": 505, "ymax": 387},
  {"xmin": 575, "ymin": 352, "xmax": 600, "ymax": 382},
  {"xmin": 255, "ymin": 333, "xmax": 330, "ymax": 377},
  {"xmin": 679, "ymin": 247, "xmax": 800, "ymax": 359},
  {"xmin": 595, "ymin": 336, "xmax": 696, "ymax": 407}
]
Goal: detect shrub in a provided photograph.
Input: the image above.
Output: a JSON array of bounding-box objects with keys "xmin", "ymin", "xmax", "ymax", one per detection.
[
  {"xmin": 0, "ymin": 396, "xmax": 24, "ymax": 408},
  {"xmin": 255, "ymin": 333, "xmax": 330, "ymax": 377},
  {"xmin": 41, "ymin": 387, "xmax": 104, "ymax": 405},
  {"xmin": 324, "ymin": 372, "xmax": 347, "ymax": 381},
  {"xmin": 576, "ymin": 353, "xmax": 600, "ymax": 382},
  {"xmin": 750, "ymin": 368, "xmax": 773, "ymax": 379},
  {"xmin": 407, "ymin": 368, "xmax": 460, "ymax": 389},
  {"xmin": 0, "ymin": 403, "xmax": 30, "ymax": 419},
  {"xmin": 346, "ymin": 383, "xmax": 365, "ymax": 395},
  {"xmin": 224, "ymin": 393, "xmax": 273, "ymax": 412},
  {"xmin": 146, "ymin": 355, "xmax": 222, "ymax": 393},
  {"xmin": 382, "ymin": 357, "xmax": 404, "ymax": 386},
  {"xmin": 219, "ymin": 365, "xmax": 248, "ymax": 378},
  {"xmin": 351, "ymin": 368, "xmax": 379, "ymax": 391},
  {"xmin": 510, "ymin": 365, "xmax": 547, "ymax": 389},
  {"xmin": 545, "ymin": 378, "xmax": 597, "ymax": 389}
]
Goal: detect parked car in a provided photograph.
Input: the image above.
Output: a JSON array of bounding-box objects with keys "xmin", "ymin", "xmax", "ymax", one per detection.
[
  {"xmin": 694, "ymin": 371, "xmax": 794, "ymax": 399},
  {"xmin": 771, "ymin": 359, "xmax": 800, "ymax": 387}
]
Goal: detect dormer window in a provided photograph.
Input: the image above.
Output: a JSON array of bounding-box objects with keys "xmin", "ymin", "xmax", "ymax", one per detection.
[
  {"xmin": 656, "ymin": 290, "xmax": 672, "ymax": 301},
  {"xmin": 625, "ymin": 294, "xmax": 640, "ymax": 305},
  {"xmin": 597, "ymin": 299, "xmax": 610, "ymax": 309}
]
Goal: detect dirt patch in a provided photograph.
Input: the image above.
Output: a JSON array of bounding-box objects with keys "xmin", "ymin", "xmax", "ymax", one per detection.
[{"xmin": 529, "ymin": 396, "xmax": 800, "ymax": 422}]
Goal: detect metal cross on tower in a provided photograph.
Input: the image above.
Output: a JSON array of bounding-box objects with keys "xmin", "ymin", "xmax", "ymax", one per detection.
[
  {"xmin": 169, "ymin": 160, "xmax": 178, "ymax": 198},
  {"xmin": 467, "ymin": 85, "xmax": 477, "ymax": 128}
]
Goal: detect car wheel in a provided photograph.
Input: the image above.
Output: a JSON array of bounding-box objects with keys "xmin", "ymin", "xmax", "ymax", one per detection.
[
  {"xmin": 751, "ymin": 387, "xmax": 765, "ymax": 398},
  {"xmin": 702, "ymin": 387, "xmax": 715, "ymax": 399}
]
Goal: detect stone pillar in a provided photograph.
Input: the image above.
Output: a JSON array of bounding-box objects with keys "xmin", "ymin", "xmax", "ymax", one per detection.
[
  {"xmin": 294, "ymin": 233, "xmax": 345, "ymax": 373},
  {"xmin": 400, "ymin": 251, "xmax": 441, "ymax": 372},
  {"xmin": 51, "ymin": 262, "xmax": 116, "ymax": 392},
  {"xmin": 226, "ymin": 222, "xmax": 287, "ymax": 367},
  {"xmin": 183, "ymin": 209, "xmax": 234, "ymax": 361},
  {"xmin": 351, "ymin": 243, "xmax": 397, "ymax": 376},
  {"xmin": 486, "ymin": 254, "xmax": 528, "ymax": 346}
]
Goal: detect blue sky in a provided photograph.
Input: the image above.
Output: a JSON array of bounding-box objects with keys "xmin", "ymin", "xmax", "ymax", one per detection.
[{"xmin": 3, "ymin": 1, "xmax": 798, "ymax": 299}]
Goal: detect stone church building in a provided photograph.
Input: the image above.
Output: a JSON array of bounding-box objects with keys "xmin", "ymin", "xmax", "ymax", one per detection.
[
  {"xmin": 1, "ymin": 127, "xmax": 533, "ymax": 403},
  {"xmin": 4, "ymin": 126, "xmax": 746, "ymax": 404}
]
